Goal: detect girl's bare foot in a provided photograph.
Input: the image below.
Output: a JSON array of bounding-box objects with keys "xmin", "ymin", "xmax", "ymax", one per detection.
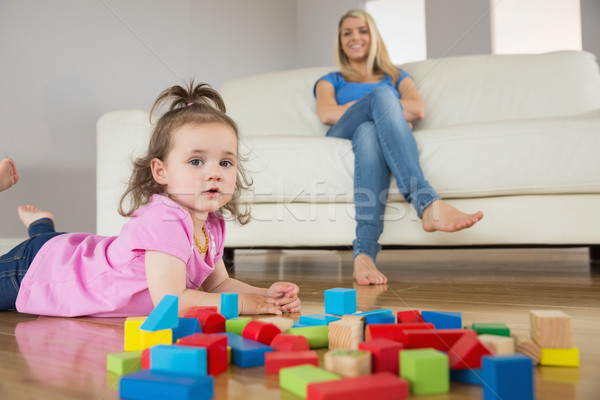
[
  {"xmin": 18, "ymin": 205, "xmax": 54, "ymax": 228},
  {"xmin": 353, "ymin": 254, "xmax": 388, "ymax": 285},
  {"xmin": 0, "ymin": 158, "xmax": 19, "ymax": 192},
  {"xmin": 422, "ymin": 199, "xmax": 483, "ymax": 233}
]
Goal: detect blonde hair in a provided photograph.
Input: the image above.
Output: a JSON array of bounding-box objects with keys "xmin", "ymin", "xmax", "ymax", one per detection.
[
  {"xmin": 334, "ymin": 9, "xmax": 399, "ymax": 84},
  {"xmin": 119, "ymin": 80, "xmax": 252, "ymax": 225}
]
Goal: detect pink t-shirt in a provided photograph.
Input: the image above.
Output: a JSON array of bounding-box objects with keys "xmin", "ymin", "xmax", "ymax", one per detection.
[{"xmin": 15, "ymin": 194, "xmax": 225, "ymax": 317}]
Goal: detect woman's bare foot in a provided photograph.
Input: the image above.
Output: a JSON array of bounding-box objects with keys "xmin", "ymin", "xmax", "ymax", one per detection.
[
  {"xmin": 353, "ymin": 254, "xmax": 388, "ymax": 285},
  {"xmin": 18, "ymin": 205, "xmax": 54, "ymax": 228},
  {"xmin": 421, "ymin": 199, "xmax": 483, "ymax": 232},
  {"xmin": 0, "ymin": 158, "xmax": 19, "ymax": 192}
]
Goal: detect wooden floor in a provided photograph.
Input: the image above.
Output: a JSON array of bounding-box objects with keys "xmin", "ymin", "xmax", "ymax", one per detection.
[{"xmin": 1, "ymin": 248, "xmax": 598, "ymax": 400}]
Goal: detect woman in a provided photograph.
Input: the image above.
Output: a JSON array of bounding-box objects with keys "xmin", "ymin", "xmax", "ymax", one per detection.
[{"xmin": 315, "ymin": 9, "xmax": 483, "ymax": 285}]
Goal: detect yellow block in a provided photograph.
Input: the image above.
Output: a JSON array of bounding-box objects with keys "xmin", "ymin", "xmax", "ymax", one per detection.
[
  {"xmin": 124, "ymin": 317, "xmax": 146, "ymax": 351},
  {"xmin": 227, "ymin": 346, "xmax": 231, "ymax": 364},
  {"xmin": 140, "ymin": 329, "xmax": 172, "ymax": 349},
  {"xmin": 540, "ymin": 347, "xmax": 579, "ymax": 367}
]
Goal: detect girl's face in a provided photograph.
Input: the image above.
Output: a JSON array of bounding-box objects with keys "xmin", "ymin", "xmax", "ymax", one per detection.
[
  {"xmin": 340, "ymin": 17, "xmax": 371, "ymax": 63},
  {"xmin": 152, "ymin": 122, "xmax": 238, "ymax": 221}
]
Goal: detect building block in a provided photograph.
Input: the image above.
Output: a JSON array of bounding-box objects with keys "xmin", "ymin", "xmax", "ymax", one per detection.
[
  {"xmin": 397, "ymin": 310, "xmax": 425, "ymax": 324},
  {"xmin": 183, "ymin": 306, "xmax": 218, "ymax": 316},
  {"xmin": 299, "ymin": 314, "xmax": 341, "ymax": 326},
  {"xmin": 119, "ymin": 369, "xmax": 213, "ymax": 400},
  {"xmin": 172, "ymin": 317, "xmax": 202, "ymax": 342},
  {"xmin": 530, "ymin": 310, "xmax": 573, "ymax": 348},
  {"xmin": 140, "ymin": 329, "xmax": 172, "ymax": 350},
  {"xmin": 227, "ymin": 346, "xmax": 231, "ymax": 364},
  {"xmin": 307, "ymin": 372, "xmax": 409, "ymax": 400},
  {"xmin": 450, "ymin": 368, "xmax": 483, "ymax": 385},
  {"xmin": 471, "ymin": 322, "xmax": 511, "ymax": 337},
  {"xmin": 513, "ymin": 333, "xmax": 541, "ymax": 365},
  {"xmin": 187, "ymin": 310, "xmax": 226, "ymax": 333},
  {"xmin": 225, "ymin": 317, "xmax": 252, "ymax": 335},
  {"xmin": 358, "ymin": 338, "xmax": 404, "ymax": 374},
  {"xmin": 224, "ymin": 332, "xmax": 272, "ymax": 368},
  {"xmin": 448, "ymin": 330, "xmax": 493, "ymax": 369},
  {"xmin": 400, "ymin": 348, "xmax": 449, "ymax": 395},
  {"xmin": 364, "ymin": 322, "xmax": 434, "ymax": 342},
  {"xmin": 540, "ymin": 347, "xmax": 580, "ymax": 367},
  {"xmin": 324, "ymin": 288, "xmax": 356, "ymax": 315},
  {"xmin": 107, "ymin": 350, "xmax": 142, "ymax": 376},
  {"xmin": 478, "ymin": 334, "xmax": 515, "ymax": 355},
  {"xmin": 265, "ymin": 350, "xmax": 319, "ymax": 374},
  {"xmin": 141, "ymin": 348, "xmax": 150, "ymax": 369},
  {"xmin": 150, "ymin": 344, "xmax": 206, "ymax": 377},
  {"xmin": 401, "ymin": 328, "xmax": 466, "ymax": 350},
  {"xmin": 279, "ymin": 364, "xmax": 341, "ymax": 399},
  {"xmin": 328, "ymin": 319, "xmax": 363, "ymax": 350},
  {"xmin": 481, "ymin": 355, "xmax": 534, "ymax": 400},
  {"xmin": 287, "ymin": 326, "xmax": 329, "ymax": 348},
  {"xmin": 323, "ymin": 350, "xmax": 371, "ymax": 378},
  {"xmin": 258, "ymin": 316, "xmax": 294, "ymax": 333},
  {"xmin": 421, "ymin": 311, "xmax": 462, "ymax": 329},
  {"xmin": 271, "ymin": 334, "xmax": 310, "ymax": 352},
  {"xmin": 352, "ymin": 309, "xmax": 393, "ymax": 319},
  {"xmin": 365, "ymin": 313, "xmax": 395, "ymax": 325},
  {"xmin": 124, "ymin": 317, "xmax": 147, "ymax": 351},
  {"xmin": 242, "ymin": 320, "xmax": 282, "ymax": 345},
  {"xmin": 220, "ymin": 293, "xmax": 238, "ymax": 320},
  {"xmin": 140, "ymin": 295, "xmax": 179, "ymax": 331},
  {"xmin": 177, "ymin": 333, "xmax": 228, "ymax": 375},
  {"xmin": 293, "ymin": 321, "xmax": 315, "ymax": 328}
]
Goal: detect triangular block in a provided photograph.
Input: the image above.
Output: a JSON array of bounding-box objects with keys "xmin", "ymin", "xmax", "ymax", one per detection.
[{"xmin": 140, "ymin": 295, "xmax": 179, "ymax": 331}]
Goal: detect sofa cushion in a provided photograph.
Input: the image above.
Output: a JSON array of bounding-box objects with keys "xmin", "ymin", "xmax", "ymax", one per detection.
[{"xmin": 241, "ymin": 114, "xmax": 600, "ymax": 204}]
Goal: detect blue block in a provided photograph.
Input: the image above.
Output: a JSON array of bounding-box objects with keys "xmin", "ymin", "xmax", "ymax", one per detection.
[
  {"xmin": 299, "ymin": 314, "xmax": 341, "ymax": 326},
  {"xmin": 292, "ymin": 321, "xmax": 313, "ymax": 328},
  {"xmin": 421, "ymin": 311, "xmax": 462, "ymax": 329},
  {"xmin": 150, "ymin": 344, "xmax": 206, "ymax": 377},
  {"xmin": 140, "ymin": 294, "xmax": 179, "ymax": 331},
  {"xmin": 224, "ymin": 332, "xmax": 272, "ymax": 368},
  {"xmin": 221, "ymin": 293, "xmax": 239, "ymax": 320},
  {"xmin": 450, "ymin": 369, "xmax": 483, "ymax": 385},
  {"xmin": 481, "ymin": 355, "xmax": 534, "ymax": 400},
  {"xmin": 365, "ymin": 313, "xmax": 396, "ymax": 325},
  {"xmin": 324, "ymin": 288, "xmax": 357, "ymax": 315},
  {"xmin": 119, "ymin": 369, "xmax": 213, "ymax": 400},
  {"xmin": 172, "ymin": 318, "xmax": 202, "ymax": 341}
]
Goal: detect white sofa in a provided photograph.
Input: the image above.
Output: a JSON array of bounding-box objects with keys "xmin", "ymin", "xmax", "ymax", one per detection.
[{"xmin": 97, "ymin": 51, "xmax": 600, "ymax": 266}]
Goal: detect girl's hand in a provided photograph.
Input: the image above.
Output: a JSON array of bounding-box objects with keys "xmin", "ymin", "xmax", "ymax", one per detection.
[
  {"xmin": 265, "ymin": 282, "xmax": 301, "ymax": 313},
  {"xmin": 239, "ymin": 293, "xmax": 283, "ymax": 315}
]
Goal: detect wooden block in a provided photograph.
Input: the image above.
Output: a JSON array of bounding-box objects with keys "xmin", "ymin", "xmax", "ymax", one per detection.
[
  {"xmin": 140, "ymin": 295, "xmax": 179, "ymax": 331},
  {"xmin": 299, "ymin": 314, "xmax": 341, "ymax": 326},
  {"xmin": 242, "ymin": 320, "xmax": 282, "ymax": 345},
  {"xmin": 352, "ymin": 309, "xmax": 393, "ymax": 318},
  {"xmin": 225, "ymin": 317, "xmax": 252, "ymax": 335},
  {"xmin": 259, "ymin": 316, "xmax": 294, "ymax": 333},
  {"xmin": 365, "ymin": 313, "xmax": 395, "ymax": 324},
  {"xmin": 141, "ymin": 348, "xmax": 151, "ymax": 369},
  {"xmin": 397, "ymin": 310, "xmax": 425, "ymax": 324},
  {"xmin": 171, "ymin": 318, "xmax": 202, "ymax": 342},
  {"xmin": 287, "ymin": 326, "xmax": 329, "ymax": 349},
  {"xmin": 365, "ymin": 322, "xmax": 434, "ymax": 342},
  {"xmin": 340, "ymin": 314, "xmax": 365, "ymax": 323},
  {"xmin": 400, "ymin": 348, "xmax": 449, "ymax": 395},
  {"xmin": 187, "ymin": 310, "xmax": 226, "ymax": 333},
  {"xmin": 421, "ymin": 311, "xmax": 462, "ymax": 329},
  {"xmin": 265, "ymin": 350, "xmax": 319, "ymax": 374},
  {"xmin": 328, "ymin": 320, "xmax": 363, "ymax": 350},
  {"xmin": 324, "ymin": 288, "xmax": 356, "ymax": 316},
  {"xmin": 530, "ymin": 310, "xmax": 573, "ymax": 348},
  {"xmin": 224, "ymin": 332, "xmax": 272, "ymax": 368},
  {"xmin": 124, "ymin": 317, "xmax": 146, "ymax": 351},
  {"xmin": 140, "ymin": 329, "xmax": 172, "ymax": 350},
  {"xmin": 323, "ymin": 350, "xmax": 371, "ymax": 378},
  {"xmin": 513, "ymin": 333, "xmax": 541, "ymax": 365},
  {"xmin": 448, "ymin": 330, "xmax": 493, "ymax": 369},
  {"xmin": 119, "ymin": 370, "xmax": 213, "ymax": 400},
  {"xmin": 307, "ymin": 372, "xmax": 409, "ymax": 400},
  {"xmin": 271, "ymin": 334, "xmax": 310, "ymax": 352},
  {"xmin": 481, "ymin": 355, "xmax": 534, "ymax": 400},
  {"xmin": 540, "ymin": 347, "xmax": 580, "ymax": 367},
  {"xmin": 279, "ymin": 364, "xmax": 341, "ymax": 399},
  {"xmin": 220, "ymin": 293, "xmax": 238, "ymax": 320},
  {"xmin": 358, "ymin": 338, "xmax": 403, "ymax": 374},
  {"xmin": 106, "ymin": 350, "xmax": 142, "ymax": 376},
  {"xmin": 150, "ymin": 344, "xmax": 206, "ymax": 377},
  {"xmin": 478, "ymin": 334, "xmax": 515, "ymax": 355},
  {"xmin": 177, "ymin": 333, "xmax": 228, "ymax": 376},
  {"xmin": 471, "ymin": 322, "xmax": 511, "ymax": 337},
  {"xmin": 401, "ymin": 328, "xmax": 466, "ymax": 350}
]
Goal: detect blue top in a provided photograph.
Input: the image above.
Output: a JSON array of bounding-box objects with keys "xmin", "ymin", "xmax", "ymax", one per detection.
[{"xmin": 315, "ymin": 68, "xmax": 411, "ymax": 105}]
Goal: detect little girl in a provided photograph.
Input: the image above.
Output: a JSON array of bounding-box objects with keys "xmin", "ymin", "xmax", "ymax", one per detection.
[{"xmin": 0, "ymin": 81, "xmax": 301, "ymax": 317}]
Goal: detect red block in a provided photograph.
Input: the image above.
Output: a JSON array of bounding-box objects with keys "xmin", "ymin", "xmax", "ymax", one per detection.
[
  {"xmin": 271, "ymin": 334, "xmax": 310, "ymax": 352},
  {"xmin": 307, "ymin": 372, "xmax": 408, "ymax": 400},
  {"xmin": 184, "ymin": 310, "xmax": 225, "ymax": 333},
  {"xmin": 242, "ymin": 320, "xmax": 281, "ymax": 345},
  {"xmin": 265, "ymin": 351, "xmax": 319, "ymax": 374},
  {"xmin": 396, "ymin": 310, "xmax": 425, "ymax": 324},
  {"xmin": 365, "ymin": 323, "xmax": 435, "ymax": 341},
  {"xmin": 177, "ymin": 333, "xmax": 228, "ymax": 375},
  {"xmin": 358, "ymin": 338, "xmax": 404, "ymax": 374},
  {"xmin": 401, "ymin": 329, "xmax": 467, "ymax": 350},
  {"xmin": 448, "ymin": 330, "xmax": 493, "ymax": 369},
  {"xmin": 141, "ymin": 348, "xmax": 150, "ymax": 369},
  {"xmin": 183, "ymin": 306, "xmax": 218, "ymax": 316}
]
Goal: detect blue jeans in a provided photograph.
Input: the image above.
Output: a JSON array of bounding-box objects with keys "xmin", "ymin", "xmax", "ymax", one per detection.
[
  {"xmin": 0, "ymin": 218, "xmax": 64, "ymax": 311},
  {"xmin": 327, "ymin": 87, "xmax": 440, "ymax": 262}
]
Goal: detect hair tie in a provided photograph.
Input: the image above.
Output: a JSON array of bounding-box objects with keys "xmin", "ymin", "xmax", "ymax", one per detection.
[{"xmin": 187, "ymin": 102, "xmax": 194, "ymax": 107}]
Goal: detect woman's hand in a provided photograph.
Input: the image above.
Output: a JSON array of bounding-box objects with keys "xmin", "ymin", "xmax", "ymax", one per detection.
[
  {"xmin": 239, "ymin": 293, "xmax": 283, "ymax": 315},
  {"xmin": 265, "ymin": 282, "xmax": 301, "ymax": 313}
]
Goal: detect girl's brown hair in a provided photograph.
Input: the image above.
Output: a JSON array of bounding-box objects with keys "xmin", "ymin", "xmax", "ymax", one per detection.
[{"xmin": 119, "ymin": 80, "xmax": 252, "ymax": 224}]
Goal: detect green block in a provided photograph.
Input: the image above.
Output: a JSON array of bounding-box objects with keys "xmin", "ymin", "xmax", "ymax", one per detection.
[
  {"xmin": 226, "ymin": 317, "xmax": 252, "ymax": 335},
  {"xmin": 279, "ymin": 365, "xmax": 341, "ymax": 399},
  {"xmin": 400, "ymin": 348, "xmax": 449, "ymax": 395},
  {"xmin": 106, "ymin": 350, "xmax": 143, "ymax": 376},
  {"xmin": 471, "ymin": 322, "xmax": 511, "ymax": 337},
  {"xmin": 286, "ymin": 326, "xmax": 329, "ymax": 349}
]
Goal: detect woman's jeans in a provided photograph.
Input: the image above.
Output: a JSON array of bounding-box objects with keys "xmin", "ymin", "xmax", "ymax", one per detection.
[
  {"xmin": 327, "ymin": 87, "xmax": 440, "ymax": 262},
  {"xmin": 0, "ymin": 218, "xmax": 64, "ymax": 310}
]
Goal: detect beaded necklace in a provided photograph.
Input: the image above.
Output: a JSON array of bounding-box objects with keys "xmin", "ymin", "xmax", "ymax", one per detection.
[{"xmin": 193, "ymin": 226, "xmax": 209, "ymax": 254}]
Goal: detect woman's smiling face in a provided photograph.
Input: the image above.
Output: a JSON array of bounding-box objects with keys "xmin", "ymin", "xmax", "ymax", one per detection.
[{"xmin": 339, "ymin": 16, "xmax": 371, "ymax": 63}]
